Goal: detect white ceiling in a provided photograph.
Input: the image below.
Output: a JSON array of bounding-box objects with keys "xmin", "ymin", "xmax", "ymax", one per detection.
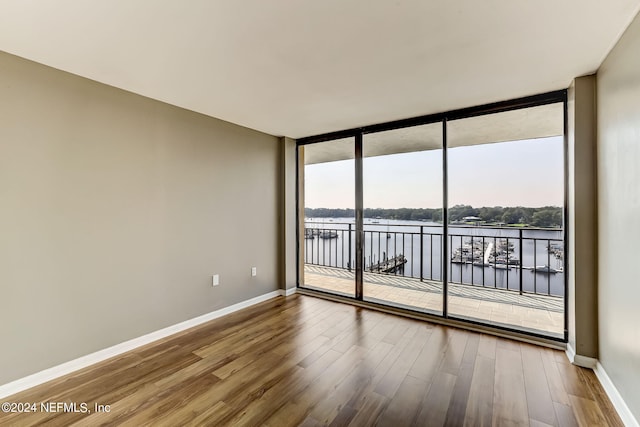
[{"xmin": 1, "ymin": 1, "xmax": 638, "ymax": 139}]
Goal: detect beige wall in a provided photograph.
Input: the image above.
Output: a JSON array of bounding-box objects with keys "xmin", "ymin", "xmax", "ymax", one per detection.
[
  {"xmin": 0, "ymin": 51, "xmax": 280, "ymax": 385},
  {"xmin": 596, "ymin": 9, "xmax": 640, "ymax": 422},
  {"xmin": 567, "ymin": 76, "xmax": 598, "ymax": 360}
]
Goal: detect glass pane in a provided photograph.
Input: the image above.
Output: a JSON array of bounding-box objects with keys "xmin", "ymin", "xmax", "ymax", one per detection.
[
  {"xmin": 446, "ymin": 103, "xmax": 565, "ymax": 338},
  {"xmin": 300, "ymin": 138, "xmax": 355, "ymax": 298},
  {"xmin": 362, "ymin": 123, "xmax": 443, "ymax": 315}
]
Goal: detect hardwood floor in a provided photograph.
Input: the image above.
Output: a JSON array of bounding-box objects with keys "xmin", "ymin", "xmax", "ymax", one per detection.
[{"xmin": 0, "ymin": 295, "xmax": 622, "ymax": 426}]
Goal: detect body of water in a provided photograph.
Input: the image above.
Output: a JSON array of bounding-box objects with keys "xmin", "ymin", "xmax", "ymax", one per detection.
[{"xmin": 304, "ymin": 217, "xmax": 565, "ymax": 296}]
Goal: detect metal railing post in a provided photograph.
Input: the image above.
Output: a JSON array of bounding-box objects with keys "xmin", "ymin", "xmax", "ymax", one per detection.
[
  {"xmin": 519, "ymin": 229, "xmax": 523, "ymax": 295},
  {"xmin": 547, "ymin": 238, "xmax": 552, "ymax": 295},
  {"xmin": 479, "ymin": 236, "xmax": 484, "ymax": 287},
  {"xmin": 460, "ymin": 235, "xmax": 463, "ymax": 283},
  {"xmin": 534, "ymin": 239, "xmax": 537, "ymax": 294},
  {"xmin": 348, "ymin": 223, "xmax": 352, "ymax": 272},
  {"xmin": 420, "ymin": 225, "xmax": 424, "ymax": 282}
]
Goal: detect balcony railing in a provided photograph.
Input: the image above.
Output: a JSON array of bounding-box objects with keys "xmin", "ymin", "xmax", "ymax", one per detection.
[{"xmin": 303, "ymin": 221, "xmax": 564, "ymax": 297}]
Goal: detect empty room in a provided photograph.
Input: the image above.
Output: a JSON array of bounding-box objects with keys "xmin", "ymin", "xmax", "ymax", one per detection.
[{"xmin": 1, "ymin": 1, "xmax": 640, "ymax": 426}]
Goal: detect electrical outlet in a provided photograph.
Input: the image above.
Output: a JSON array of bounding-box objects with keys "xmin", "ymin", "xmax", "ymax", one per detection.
[
  {"xmin": 251, "ymin": 267, "xmax": 257, "ymax": 277},
  {"xmin": 212, "ymin": 274, "xmax": 219, "ymax": 286}
]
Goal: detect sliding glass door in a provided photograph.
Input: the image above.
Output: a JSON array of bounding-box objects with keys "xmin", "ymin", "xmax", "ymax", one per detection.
[
  {"xmin": 446, "ymin": 104, "xmax": 565, "ymax": 338},
  {"xmin": 297, "ymin": 92, "xmax": 567, "ymax": 341},
  {"xmin": 362, "ymin": 124, "xmax": 443, "ymax": 315},
  {"xmin": 300, "ymin": 138, "xmax": 355, "ymax": 298}
]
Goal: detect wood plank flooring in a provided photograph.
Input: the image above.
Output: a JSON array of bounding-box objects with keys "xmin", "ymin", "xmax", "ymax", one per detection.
[{"xmin": 0, "ymin": 294, "xmax": 622, "ymax": 426}]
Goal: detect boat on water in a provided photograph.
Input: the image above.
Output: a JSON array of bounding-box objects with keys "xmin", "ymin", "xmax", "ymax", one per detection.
[
  {"xmin": 319, "ymin": 230, "xmax": 339, "ymax": 239},
  {"xmin": 523, "ymin": 265, "xmax": 563, "ymax": 274},
  {"xmin": 490, "ymin": 264, "xmax": 514, "ymax": 270},
  {"xmin": 451, "ymin": 240, "xmax": 487, "ymax": 264},
  {"xmin": 473, "ymin": 261, "xmax": 490, "ymax": 267},
  {"xmin": 451, "ymin": 239, "xmax": 522, "ymax": 269},
  {"xmin": 305, "ymin": 228, "xmax": 321, "ymax": 237},
  {"xmin": 493, "ymin": 255, "xmax": 521, "ymax": 266}
]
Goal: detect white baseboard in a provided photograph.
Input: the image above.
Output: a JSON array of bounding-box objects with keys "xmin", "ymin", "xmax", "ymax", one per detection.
[
  {"xmin": 279, "ymin": 287, "xmax": 297, "ymax": 296},
  {"xmin": 0, "ymin": 290, "xmax": 282, "ymax": 400},
  {"xmin": 594, "ymin": 362, "xmax": 639, "ymax": 427},
  {"xmin": 566, "ymin": 344, "xmax": 638, "ymax": 426},
  {"xmin": 565, "ymin": 343, "xmax": 597, "ymax": 368}
]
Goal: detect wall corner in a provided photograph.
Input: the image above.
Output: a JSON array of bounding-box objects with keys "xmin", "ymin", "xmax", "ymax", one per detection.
[{"xmin": 279, "ymin": 137, "xmax": 298, "ymax": 292}]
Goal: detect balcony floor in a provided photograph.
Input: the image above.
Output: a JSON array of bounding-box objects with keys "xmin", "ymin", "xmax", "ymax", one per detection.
[{"xmin": 303, "ymin": 265, "xmax": 564, "ymax": 338}]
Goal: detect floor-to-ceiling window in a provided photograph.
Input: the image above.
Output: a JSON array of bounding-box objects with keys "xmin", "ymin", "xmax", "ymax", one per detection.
[
  {"xmin": 300, "ymin": 137, "xmax": 355, "ymax": 298},
  {"xmin": 362, "ymin": 124, "xmax": 443, "ymax": 315},
  {"xmin": 297, "ymin": 92, "xmax": 567, "ymax": 341},
  {"xmin": 446, "ymin": 103, "xmax": 565, "ymax": 338}
]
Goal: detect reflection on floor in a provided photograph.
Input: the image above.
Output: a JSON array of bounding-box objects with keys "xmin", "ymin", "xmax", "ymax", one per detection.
[{"xmin": 303, "ymin": 265, "xmax": 563, "ymax": 338}]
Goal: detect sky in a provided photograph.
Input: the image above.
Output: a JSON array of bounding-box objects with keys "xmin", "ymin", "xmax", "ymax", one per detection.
[{"xmin": 304, "ymin": 136, "xmax": 564, "ymax": 209}]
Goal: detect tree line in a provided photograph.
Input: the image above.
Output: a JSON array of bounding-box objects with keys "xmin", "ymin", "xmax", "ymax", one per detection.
[{"xmin": 305, "ymin": 205, "xmax": 563, "ymax": 227}]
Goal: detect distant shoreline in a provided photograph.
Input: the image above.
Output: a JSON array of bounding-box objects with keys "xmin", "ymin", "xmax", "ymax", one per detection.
[{"xmin": 305, "ymin": 205, "xmax": 563, "ymax": 228}]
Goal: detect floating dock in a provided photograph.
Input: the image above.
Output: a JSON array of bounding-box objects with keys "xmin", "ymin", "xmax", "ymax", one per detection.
[{"xmin": 369, "ymin": 254, "xmax": 407, "ymax": 273}]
